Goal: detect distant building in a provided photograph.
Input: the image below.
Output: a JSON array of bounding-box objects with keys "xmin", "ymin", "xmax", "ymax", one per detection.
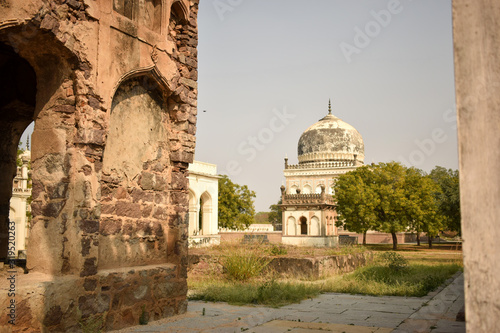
[
  {"xmin": 9, "ymin": 150, "xmax": 31, "ymax": 258},
  {"xmin": 280, "ymin": 101, "xmax": 364, "ymax": 246},
  {"xmin": 188, "ymin": 161, "xmax": 220, "ymax": 247}
]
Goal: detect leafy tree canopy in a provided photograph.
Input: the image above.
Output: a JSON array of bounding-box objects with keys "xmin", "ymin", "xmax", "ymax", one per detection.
[
  {"xmin": 218, "ymin": 175, "xmax": 256, "ymax": 230},
  {"xmin": 335, "ymin": 162, "xmax": 444, "ymax": 249},
  {"xmin": 268, "ymin": 198, "xmax": 282, "ymax": 228},
  {"xmin": 429, "ymin": 166, "xmax": 461, "ymax": 235},
  {"xmin": 334, "ymin": 166, "xmax": 378, "ymax": 244}
]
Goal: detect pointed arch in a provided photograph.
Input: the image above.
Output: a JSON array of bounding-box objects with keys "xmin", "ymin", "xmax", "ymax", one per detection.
[
  {"xmin": 188, "ymin": 188, "xmax": 198, "ymax": 236},
  {"xmin": 303, "ymin": 184, "xmax": 312, "ymax": 194},
  {"xmin": 112, "ymin": 66, "xmax": 173, "ymax": 100},
  {"xmin": 170, "ymin": 0, "xmax": 189, "ymax": 23},
  {"xmin": 299, "ymin": 216, "xmax": 308, "ymax": 235},
  {"xmin": 199, "ymin": 191, "xmax": 212, "ymax": 236},
  {"xmin": 310, "ymin": 216, "xmax": 320, "ymax": 236},
  {"xmin": 287, "ymin": 216, "xmax": 296, "ymax": 236}
]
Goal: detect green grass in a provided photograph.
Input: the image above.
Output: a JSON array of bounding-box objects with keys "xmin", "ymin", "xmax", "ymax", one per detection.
[
  {"xmin": 321, "ymin": 262, "xmax": 462, "ymax": 297},
  {"xmin": 188, "ymin": 244, "xmax": 463, "ymax": 307},
  {"xmin": 189, "ymin": 279, "xmax": 320, "ymax": 307}
]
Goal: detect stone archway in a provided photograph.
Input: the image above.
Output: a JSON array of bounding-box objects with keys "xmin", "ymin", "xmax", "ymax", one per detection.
[{"xmin": 0, "ymin": 42, "xmax": 36, "ymax": 261}]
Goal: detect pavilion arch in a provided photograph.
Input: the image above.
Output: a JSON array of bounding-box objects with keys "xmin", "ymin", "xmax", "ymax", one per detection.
[
  {"xmin": 289, "ymin": 185, "xmax": 298, "ymax": 194},
  {"xmin": 299, "ymin": 216, "xmax": 308, "ymax": 235},
  {"xmin": 199, "ymin": 191, "xmax": 212, "ymax": 236},
  {"xmin": 287, "ymin": 216, "xmax": 296, "ymax": 236},
  {"xmin": 303, "ymin": 184, "xmax": 312, "ymax": 194},
  {"xmin": 310, "ymin": 216, "xmax": 320, "ymax": 236},
  {"xmin": 188, "ymin": 188, "xmax": 198, "ymax": 236}
]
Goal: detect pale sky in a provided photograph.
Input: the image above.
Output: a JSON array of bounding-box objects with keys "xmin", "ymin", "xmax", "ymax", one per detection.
[
  {"xmin": 20, "ymin": 0, "xmax": 457, "ymax": 213},
  {"xmin": 195, "ymin": 0, "xmax": 457, "ymax": 212}
]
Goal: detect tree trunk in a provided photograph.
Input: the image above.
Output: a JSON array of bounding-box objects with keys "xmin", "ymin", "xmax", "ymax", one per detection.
[
  {"xmin": 416, "ymin": 232, "xmax": 421, "ymax": 246},
  {"xmin": 391, "ymin": 232, "xmax": 398, "ymax": 250},
  {"xmin": 363, "ymin": 231, "xmax": 367, "ymax": 245},
  {"xmin": 428, "ymin": 233, "xmax": 433, "ymax": 248}
]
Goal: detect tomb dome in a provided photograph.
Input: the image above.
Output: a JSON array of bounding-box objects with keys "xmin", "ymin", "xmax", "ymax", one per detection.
[{"xmin": 297, "ymin": 101, "xmax": 365, "ymax": 164}]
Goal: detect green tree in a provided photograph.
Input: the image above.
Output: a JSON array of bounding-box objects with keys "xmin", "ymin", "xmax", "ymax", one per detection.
[
  {"xmin": 268, "ymin": 198, "xmax": 282, "ymax": 229},
  {"xmin": 218, "ymin": 175, "xmax": 256, "ymax": 230},
  {"xmin": 370, "ymin": 162, "xmax": 410, "ymax": 250},
  {"xmin": 334, "ymin": 162, "xmax": 447, "ymax": 250},
  {"xmin": 334, "ymin": 166, "xmax": 378, "ymax": 245},
  {"xmin": 429, "ymin": 166, "xmax": 461, "ymax": 235},
  {"xmin": 404, "ymin": 167, "xmax": 444, "ymax": 248}
]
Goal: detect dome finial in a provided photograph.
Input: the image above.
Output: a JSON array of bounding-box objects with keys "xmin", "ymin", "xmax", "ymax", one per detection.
[{"xmin": 328, "ymin": 99, "xmax": 332, "ymax": 115}]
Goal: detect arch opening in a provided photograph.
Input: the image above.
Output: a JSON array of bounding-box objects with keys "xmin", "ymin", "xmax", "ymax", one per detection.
[
  {"xmin": 287, "ymin": 216, "xmax": 296, "ymax": 236},
  {"xmin": 199, "ymin": 191, "xmax": 212, "ymax": 236},
  {"xmin": 171, "ymin": 1, "xmax": 188, "ymax": 23},
  {"xmin": 0, "ymin": 42, "xmax": 36, "ymax": 262},
  {"xmin": 300, "ymin": 216, "xmax": 307, "ymax": 235}
]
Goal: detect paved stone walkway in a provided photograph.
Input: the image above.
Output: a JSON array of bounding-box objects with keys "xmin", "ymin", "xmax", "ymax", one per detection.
[{"xmin": 114, "ymin": 273, "xmax": 465, "ymax": 333}]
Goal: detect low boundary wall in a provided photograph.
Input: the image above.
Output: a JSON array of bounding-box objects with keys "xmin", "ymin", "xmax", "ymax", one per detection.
[{"xmin": 188, "ymin": 252, "xmax": 373, "ymax": 279}]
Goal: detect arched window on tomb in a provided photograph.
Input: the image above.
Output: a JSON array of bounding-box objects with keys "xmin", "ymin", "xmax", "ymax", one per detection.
[
  {"xmin": 289, "ymin": 185, "xmax": 298, "ymax": 194},
  {"xmin": 300, "ymin": 216, "xmax": 308, "ymax": 235},
  {"xmin": 114, "ymin": 0, "xmax": 135, "ymax": 19},
  {"xmin": 171, "ymin": 1, "xmax": 188, "ymax": 23},
  {"xmin": 310, "ymin": 216, "xmax": 320, "ymax": 236},
  {"xmin": 199, "ymin": 191, "xmax": 212, "ymax": 236},
  {"xmin": 303, "ymin": 184, "xmax": 312, "ymax": 194},
  {"xmin": 315, "ymin": 185, "xmax": 322, "ymax": 194},
  {"xmin": 287, "ymin": 216, "xmax": 296, "ymax": 236},
  {"xmin": 188, "ymin": 189, "xmax": 198, "ymax": 235}
]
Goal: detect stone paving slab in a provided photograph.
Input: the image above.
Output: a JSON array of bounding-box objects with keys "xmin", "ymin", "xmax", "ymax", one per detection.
[
  {"xmin": 392, "ymin": 273, "xmax": 465, "ymax": 333},
  {"xmin": 114, "ymin": 273, "xmax": 465, "ymax": 333}
]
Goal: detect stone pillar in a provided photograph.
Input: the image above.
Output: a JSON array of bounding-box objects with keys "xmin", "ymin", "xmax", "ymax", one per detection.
[{"xmin": 453, "ymin": 1, "xmax": 500, "ymax": 331}]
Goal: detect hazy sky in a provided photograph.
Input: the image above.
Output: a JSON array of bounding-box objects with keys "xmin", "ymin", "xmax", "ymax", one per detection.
[
  {"xmin": 19, "ymin": 0, "xmax": 457, "ymax": 212},
  {"xmin": 195, "ymin": 0, "xmax": 457, "ymax": 211}
]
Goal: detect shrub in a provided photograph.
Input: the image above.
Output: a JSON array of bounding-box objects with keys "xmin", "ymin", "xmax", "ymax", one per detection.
[
  {"xmin": 379, "ymin": 251, "xmax": 409, "ymax": 272},
  {"xmin": 222, "ymin": 247, "xmax": 270, "ymax": 281},
  {"xmin": 268, "ymin": 244, "xmax": 288, "ymax": 256}
]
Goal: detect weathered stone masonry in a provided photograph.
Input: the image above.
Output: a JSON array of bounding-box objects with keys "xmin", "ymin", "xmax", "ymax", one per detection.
[{"xmin": 0, "ymin": 0, "xmax": 198, "ymax": 331}]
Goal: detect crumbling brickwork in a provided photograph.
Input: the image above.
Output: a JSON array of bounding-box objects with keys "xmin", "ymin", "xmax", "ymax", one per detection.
[{"xmin": 0, "ymin": 0, "xmax": 198, "ymax": 331}]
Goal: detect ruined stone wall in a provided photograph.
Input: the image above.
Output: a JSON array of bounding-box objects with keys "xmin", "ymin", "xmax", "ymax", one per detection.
[{"xmin": 0, "ymin": 0, "xmax": 199, "ymax": 330}]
